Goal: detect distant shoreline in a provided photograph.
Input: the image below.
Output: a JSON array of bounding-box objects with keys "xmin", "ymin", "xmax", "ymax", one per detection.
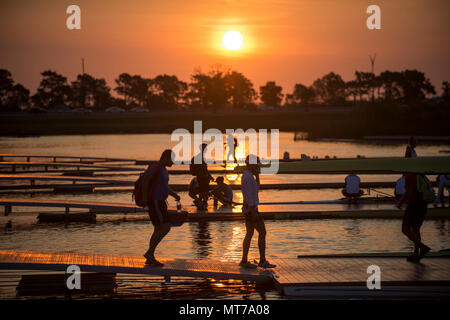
[{"xmin": 1, "ymin": 109, "xmax": 449, "ymax": 141}]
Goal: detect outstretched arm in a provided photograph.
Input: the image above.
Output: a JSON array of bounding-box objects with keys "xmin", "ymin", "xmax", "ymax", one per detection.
[{"xmin": 169, "ymin": 187, "xmax": 180, "ymax": 201}]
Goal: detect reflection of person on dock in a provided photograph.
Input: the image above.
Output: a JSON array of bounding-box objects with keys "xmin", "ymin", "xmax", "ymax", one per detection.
[
  {"xmin": 342, "ymin": 174, "xmax": 363, "ymax": 202},
  {"xmin": 190, "ymin": 143, "xmax": 214, "ymax": 210},
  {"xmin": 239, "ymin": 155, "xmax": 276, "ymax": 269},
  {"xmin": 143, "ymin": 149, "xmax": 181, "ymax": 267},
  {"xmin": 211, "ymin": 176, "xmax": 233, "ymax": 207},
  {"xmin": 397, "ymin": 173, "xmax": 431, "ymax": 263}
]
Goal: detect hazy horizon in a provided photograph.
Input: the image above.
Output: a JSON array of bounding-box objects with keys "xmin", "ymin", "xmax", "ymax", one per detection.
[{"xmin": 1, "ymin": 0, "xmax": 449, "ymax": 95}]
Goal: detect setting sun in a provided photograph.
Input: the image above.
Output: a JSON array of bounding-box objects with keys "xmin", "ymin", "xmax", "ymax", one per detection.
[{"xmin": 222, "ymin": 30, "xmax": 243, "ymax": 51}]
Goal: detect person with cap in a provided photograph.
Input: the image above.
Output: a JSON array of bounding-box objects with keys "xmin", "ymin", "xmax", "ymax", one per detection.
[{"xmin": 239, "ymin": 155, "xmax": 276, "ymax": 269}]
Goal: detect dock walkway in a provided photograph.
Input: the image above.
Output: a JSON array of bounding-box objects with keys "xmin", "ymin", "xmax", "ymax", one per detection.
[
  {"xmin": 0, "ymin": 250, "xmax": 270, "ymax": 282},
  {"xmin": 0, "ymin": 250, "xmax": 449, "ymax": 297}
]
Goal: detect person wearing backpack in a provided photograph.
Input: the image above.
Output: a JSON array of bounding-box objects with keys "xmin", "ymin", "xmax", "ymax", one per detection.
[
  {"xmin": 397, "ymin": 173, "xmax": 431, "ymax": 263},
  {"xmin": 142, "ymin": 149, "xmax": 180, "ymax": 267}
]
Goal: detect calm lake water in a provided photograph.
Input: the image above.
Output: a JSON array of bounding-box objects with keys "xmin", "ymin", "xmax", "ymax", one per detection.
[{"xmin": 0, "ymin": 133, "xmax": 449, "ymax": 299}]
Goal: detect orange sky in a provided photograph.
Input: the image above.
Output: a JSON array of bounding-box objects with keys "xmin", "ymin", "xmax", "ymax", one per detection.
[{"xmin": 1, "ymin": 0, "xmax": 449, "ymax": 95}]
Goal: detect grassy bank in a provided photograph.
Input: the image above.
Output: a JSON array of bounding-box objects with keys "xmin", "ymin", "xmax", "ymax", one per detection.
[{"xmin": 1, "ymin": 107, "xmax": 449, "ymax": 138}]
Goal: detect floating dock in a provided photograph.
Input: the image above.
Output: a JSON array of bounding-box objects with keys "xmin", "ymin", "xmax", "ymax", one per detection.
[
  {"xmin": 0, "ymin": 162, "xmax": 230, "ymax": 175},
  {"xmin": 0, "ymin": 174, "xmax": 403, "ymax": 192},
  {"xmin": 1, "ymin": 198, "xmax": 450, "ymax": 220},
  {"xmin": 0, "ymin": 154, "xmax": 132, "ymax": 164},
  {"xmin": 275, "ymin": 255, "xmax": 450, "ymax": 297},
  {"xmin": 0, "ymin": 250, "xmax": 449, "ymax": 298},
  {"xmin": 2, "ymin": 156, "xmax": 449, "ymax": 175}
]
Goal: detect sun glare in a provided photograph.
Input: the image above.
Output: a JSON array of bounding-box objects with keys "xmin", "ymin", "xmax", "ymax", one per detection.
[{"xmin": 222, "ymin": 30, "xmax": 243, "ymax": 51}]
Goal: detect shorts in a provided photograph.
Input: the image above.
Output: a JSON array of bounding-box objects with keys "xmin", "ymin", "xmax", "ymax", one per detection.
[
  {"xmin": 197, "ymin": 176, "xmax": 210, "ymax": 193},
  {"xmin": 242, "ymin": 203, "xmax": 263, "ymax": 222},
  {"xmin": 403, "ymin": 200, "xmax": 427, "ymax": 228},
  {"xmin": 148, "ymin": 200, "xmax": 170, "ymax": 226}
]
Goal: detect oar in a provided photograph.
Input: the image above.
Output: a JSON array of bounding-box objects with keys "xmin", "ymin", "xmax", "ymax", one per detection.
[{"xmin": 367, "ymin": 187, "xmax": 395, "ymax": 198}]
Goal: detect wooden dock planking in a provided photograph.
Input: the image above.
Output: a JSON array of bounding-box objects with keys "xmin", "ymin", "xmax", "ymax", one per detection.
[
  {"xmin": 272, "ymin": 257, "xmax": 450, "ymax": 296},
  {"xmin": 0, "ymin": 250, "xmax": 272, "ymax": 282},
  {"xmin": 1, "ymin": 250, "xmax": 449, "ymax": 297}
]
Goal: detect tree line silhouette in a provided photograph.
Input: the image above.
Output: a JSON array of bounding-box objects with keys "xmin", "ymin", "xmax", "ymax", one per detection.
[{"xmin": 0, "ymin": 66, "xmax": 449, "ymax": 112}]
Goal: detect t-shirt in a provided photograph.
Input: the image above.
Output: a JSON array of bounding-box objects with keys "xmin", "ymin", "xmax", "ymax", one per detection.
[
  {"xmin": 241, "ymin": 170, "xmax": 259, "ymax": 207},
  {"xmin": 224, "ymin": 185, "xmax": 233, "ymax": 202},
  {"xmin": 191, "ymin": 154, "xmax": 209, "ymax": 178},
  {"xmin": 145, "ymin": 162, "xmax": 169, "ymax": 200},
  {"xmin": 395, "ymin": 176, "xmax": 406, "ymax": 195},
  {"xmin": 405, "ymin": 146, "xmax": 417, "ymax": 158},
  {"xmin": 345, "ymin": 175, "xmax": 360, "ymax": 194}
]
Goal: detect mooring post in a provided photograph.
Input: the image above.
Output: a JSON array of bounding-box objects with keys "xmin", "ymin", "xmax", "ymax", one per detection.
[
  {"xmin": 65, "ymin": 207, "xmax": 69, "ymax": 216},
  {"xmin": 164, "ymin": 275, "xmax": 171, "ymax": 283}
]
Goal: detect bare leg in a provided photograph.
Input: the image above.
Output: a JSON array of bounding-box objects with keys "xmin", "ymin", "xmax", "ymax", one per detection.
[
  {"xmin": 200, "ymin": 192, "xmax": 209, "ymax": 209},
  {"xmin": 227, "ymin": 150, "xmax": 233, "ymax": 163},
  {"xmin": 241, "ymin": 220, "xmax": 255, "ymax": 263},
  {"xmin": 145, "ymin": 222, "xmax": 171, "ymax": 261},
  {"xmin": 254, "ymin": 220, "xmax": 267, "ymax": 262},
  {"xmin": 402, "ymin": 222, "xmax": 427, "ymax": 257}
]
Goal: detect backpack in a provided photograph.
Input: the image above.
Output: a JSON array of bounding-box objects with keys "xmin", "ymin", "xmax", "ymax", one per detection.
[
  {"xmin": 133, "ymin": 162, "xmax": 163, "ymax": 207},
  {"xmin": 417, "ymin": 174, "xmax": 436, "ymax": 203}
]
